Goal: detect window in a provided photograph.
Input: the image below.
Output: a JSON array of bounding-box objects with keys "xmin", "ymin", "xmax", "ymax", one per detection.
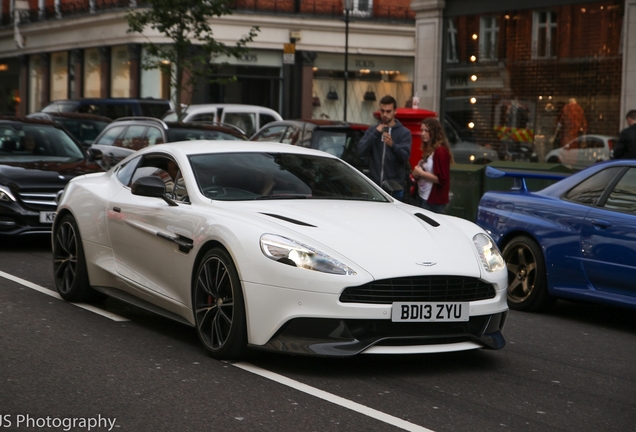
[
  {"xmin": 564, "ymin": 167, "xmax": 622, "ymax": 206},
  {"xmin": 350, "ymin": 0, "xmax": 372, "ymax": 17},
  {"xmin": 95, "ymin": 126, "xmax": 125, "ymax": 146},
  {"xmin": 533, "ymin": 11, "xmax": 557, "ymax": 59},
  {"xmin": 480, "ymin": 16, "xmax": 499, "ymax": 61},
  {"xmin": 447, "ymin": 19, "xmax": 458, "ymax": 63},
  {"xmin": 604, "ymin": 168, "xmax": 636, "ymax": 214}
]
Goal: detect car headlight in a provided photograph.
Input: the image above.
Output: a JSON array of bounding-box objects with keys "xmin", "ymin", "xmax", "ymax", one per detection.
[
  {"xmin": 473, "ymin": 233, "xmax": 505, "ymax": 273},
  {"xmin": 0, "ymin": 185, "xmax": 16, "ymax": 203},
  {"xmin": 260, "ymin": 234, "xmax": 356, "ymax": 275}
]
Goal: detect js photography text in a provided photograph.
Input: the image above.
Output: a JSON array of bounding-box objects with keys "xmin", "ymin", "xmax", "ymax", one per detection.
[{"xmin": 0, "ymin": 414, "xmax": 117, "ymax": 431}]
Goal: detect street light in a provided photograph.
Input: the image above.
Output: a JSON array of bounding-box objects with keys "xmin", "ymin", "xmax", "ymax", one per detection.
[{"xmin": 343, "ymin": 0, "xmax": 353, "ymax": 121}]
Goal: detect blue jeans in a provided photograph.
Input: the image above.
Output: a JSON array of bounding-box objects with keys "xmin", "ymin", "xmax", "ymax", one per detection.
[{"xmin": 420, "ymin": 200, "xmax": 447, "ymax": 214}]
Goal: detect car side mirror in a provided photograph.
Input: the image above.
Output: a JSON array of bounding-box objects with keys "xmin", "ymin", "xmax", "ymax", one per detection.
[{"xmin": 131, "ymin": 176, "xmax": 178, "ymax": 206}]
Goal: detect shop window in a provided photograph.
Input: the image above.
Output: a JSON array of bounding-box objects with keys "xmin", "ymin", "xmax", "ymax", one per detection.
[
  {"xmin": 50, "ymin": 52, "xmax": 68, "ymax": 101},
  {"xmin": 447, "ymin": 19, "xmax": 458, "ymax": 63},
  {"xmin": 479, "ymin": 16, "xmax": 499, "ymax": 62},
  {"xmin": 111, "ymin": 45, "xmax": 130, "ymax": 98},
  {"xmin": 533, "ymin": 11, "xmax": 557, "ymax": 59},
  {"xmin": 28, "ymin": 55, "xmax": 44, "ymax": 112},
  {"xmin": 84, "ymin": 48, "xmax": 101, "ymax": 98}
]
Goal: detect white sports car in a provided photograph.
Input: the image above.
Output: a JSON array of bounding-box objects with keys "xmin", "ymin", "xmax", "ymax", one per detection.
[{"xmin": 53, "ymin": 141, "xmax": 508, "ymax": 359}]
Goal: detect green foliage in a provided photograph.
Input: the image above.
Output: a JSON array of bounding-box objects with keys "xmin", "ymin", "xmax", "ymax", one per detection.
[{"xmin": 126, "ymin": 0, "xmax": 259, "ymax": 120}]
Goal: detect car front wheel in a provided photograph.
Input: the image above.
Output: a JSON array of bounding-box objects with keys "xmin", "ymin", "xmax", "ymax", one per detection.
[
  {"xmin": 502, "ymin": 236, "xmax": 556, "ymax": 312},
  {"xmin": 193, "ymin": 248, "xmax": 247, "ymax": 359},
  {"xmin": 53, "ymin": 214, "xmax": 92, "ymax": 302}
]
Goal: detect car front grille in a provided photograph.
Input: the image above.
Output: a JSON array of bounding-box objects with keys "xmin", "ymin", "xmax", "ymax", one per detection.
[
  {"xmin": 340, "ymin": 276, "xmax": 496, "ymax": 304},
  {"xmin": 17, "ymin": 190, "xmax": 59, "ymax": 211}
]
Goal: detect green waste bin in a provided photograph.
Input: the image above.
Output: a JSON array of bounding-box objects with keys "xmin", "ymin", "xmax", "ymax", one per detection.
[{"xmin": 447, "ymin": 163, "xmax": 486, "ymax": 221}]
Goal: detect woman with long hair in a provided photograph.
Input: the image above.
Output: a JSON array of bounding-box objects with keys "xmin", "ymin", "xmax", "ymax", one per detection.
[{"xmin": 412, "ymin": 117, "xmax": 453, "ymax": 213}]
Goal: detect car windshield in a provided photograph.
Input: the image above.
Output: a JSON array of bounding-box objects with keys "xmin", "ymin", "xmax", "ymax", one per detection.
[
  {"xmin": 189, "ymin": 152, "xmax": 387, "ymax": 202},
  {"xmin": 0, "ymin": 123, "xmax": 85, "ymax": 162},
  {"xmin": 56, "ymin": 119, "xmax": 110, "ymax": 145}
]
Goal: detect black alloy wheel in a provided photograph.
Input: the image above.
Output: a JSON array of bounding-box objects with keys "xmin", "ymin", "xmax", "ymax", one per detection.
[
  {"xmin": 52, "ymin": 214, "xmax": 92, "ymax": 302},
  {"xmin": 193, "ymin": 248, "xmax": 247, "ymax": 359},
  {"xmin": 502, "ymin": 236, "xmax": 556, "ymax": 312}
]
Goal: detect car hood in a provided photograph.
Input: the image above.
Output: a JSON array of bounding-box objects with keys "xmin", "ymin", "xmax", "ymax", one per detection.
[
  {"xmin": 228, "ymin": 200, "xmax": 483, "ymax": 280},
  {"xmin": 0, "ymin": 161, "xmax": 102, "ymax": 188}
]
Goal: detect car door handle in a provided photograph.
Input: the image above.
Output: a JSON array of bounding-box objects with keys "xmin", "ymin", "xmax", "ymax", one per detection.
[
  {"xmin": 113, "ymin": 207, "xmax": 121, "ymax": 213},
  {"xmin": 591, "ymin": 219, "xmax": 612, "ymax": 229}
]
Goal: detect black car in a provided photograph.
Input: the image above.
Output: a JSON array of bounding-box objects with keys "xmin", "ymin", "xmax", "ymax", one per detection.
[
  {"xmin": 25, "ymin": 111, "xmax": 112, "ymax": 146},
  {"xmin": 250, "ymin": 119, "xmax": 370, "ymax": 174},
  {"xmin": 0, "ymin": 117, "xmax": 104, "ymax": 236},
  {"xmin": 90, "ymin": 117, "xmax": 248, "ymax": 169},
  {"xmin": 39, "ymin": 98, "xmax": 172, "ymax": 120}
]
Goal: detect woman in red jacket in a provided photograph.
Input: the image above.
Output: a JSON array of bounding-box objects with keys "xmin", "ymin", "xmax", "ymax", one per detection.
[{"xmin": 412, "ymin": 117, "xmax": 453, "ymax": 213}]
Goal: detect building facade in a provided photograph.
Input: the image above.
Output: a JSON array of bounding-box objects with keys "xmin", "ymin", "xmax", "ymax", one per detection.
[{"xmin": 0, "ymin": 0, "xmax": 634, "ymax": 153}]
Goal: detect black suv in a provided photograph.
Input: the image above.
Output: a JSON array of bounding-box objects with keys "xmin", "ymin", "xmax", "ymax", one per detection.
[
  {"xmin": 90, "ymin": 117, "xmax": 247, "ymax": 169},
  {"xmin": 251, "ymin": 120, "xmax": 370, "ymax": 174},
  {"xmin": 40, "ymin": 98, "xmax": 172, "ymax": 120},
  {"xmin": 26, "ymin": 111, "xmax": 111, "ymax": 146},
  {"xmin": 0, "ymin": 116, "xmax": 104, "ymax": 236}
]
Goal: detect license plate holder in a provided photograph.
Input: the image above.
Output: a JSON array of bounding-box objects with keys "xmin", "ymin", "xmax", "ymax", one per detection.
[
  {"xmin": 39, "ymin": 211, "xmax": 56, "ymax": 223},
  {"xmin": 391, "ymin": 302, "xmax": 469, "ymax": 322}
]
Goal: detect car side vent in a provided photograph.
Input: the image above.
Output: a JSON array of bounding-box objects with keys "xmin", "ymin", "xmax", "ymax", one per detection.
[
  {"xmin": 414, "ymin": 212, "xmax": 440, "ymax": 227},
  {"xmin": 261, "ymin": 213, "xmax": 316, "ymax": 227}
]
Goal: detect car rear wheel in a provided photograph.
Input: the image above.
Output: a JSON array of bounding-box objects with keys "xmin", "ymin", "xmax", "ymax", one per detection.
[
  {"xmin": 193, "ymin": 248, "xmax": 247, "ymax": 359},
  {"xmin": 502, "ymin": 236, "xmax": 556, "ymax": 312},
  {"xmin": 53, "ymin": 214, "xmax": 92, "ymax": 302}
]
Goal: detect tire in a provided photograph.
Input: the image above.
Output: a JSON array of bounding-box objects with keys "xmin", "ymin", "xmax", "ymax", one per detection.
[
  {"xmin": 502, "ymin": 236, "xmax": 556, "ymax": 312},
  {"xmin": 52, "ymin": 214, "xmax": 92, "ymax": 302},
  {"xmin": 193, "ymin": 247, "xmax": 247, "ymax": 359}
]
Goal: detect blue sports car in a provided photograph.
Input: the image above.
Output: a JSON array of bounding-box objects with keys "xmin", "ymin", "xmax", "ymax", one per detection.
[{"xmin": 476, "ymin": 161, "xmax": 636, "ymax": 312}]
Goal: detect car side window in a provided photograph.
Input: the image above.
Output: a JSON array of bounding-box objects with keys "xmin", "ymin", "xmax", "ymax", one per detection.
[
  {"xmin": 116, "ymin": 156, "xmax": 141, "ymax": 186},
  {"xmin": 95, "ymin": 126, "xmax": 126, "ymax": 145},
  {"xmin": 191, "ymin": 113, "xmax": 217, "ymax": 122},
  {"xmin": 603, "ymin": 168, "xmax": 636, "ymax": 214},
  {"xmin": 253, "ymin": 126, "xmax": 287, "ymax": 142},
  {"xmin": 281, "ymin": 127, "xmax": 300, "ymax": 144},
  {"xmin": 121, "ymin": 126, "xmax": 148, "ymax": 150},
  {"xmin": 146, "ymin": 127, "xmax": 164, "ymax": 145},
  {"xmin": 224, "ymin": 113, "xmax": 256, "ymax": 137},
  {"xmin": 130, "ymin": 156, "xmax": 189, "ymax": 202},
  {"xmin": 564, "ymin": 167, "xmax": 623, "ymax": 206},
  {"xmin": 260, "ymin": 113, "xmax": 277, "ymax": 127}
]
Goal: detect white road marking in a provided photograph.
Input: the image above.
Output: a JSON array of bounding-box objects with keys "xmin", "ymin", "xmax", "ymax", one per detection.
[
  {"xmin": 232, "ymin": 362, "xmax": 435, "ymax": 432},
  {"xmin": 0, "ymin": 270, "xmax": 129, "ymax": 322}
]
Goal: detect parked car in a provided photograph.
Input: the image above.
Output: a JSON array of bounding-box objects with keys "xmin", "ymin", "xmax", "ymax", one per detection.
[
  {"xmin": 250, "ymin": 119, "xmax": 370, "ymax": 174},
  {"xmin": 545, "ymin": 134, "xmax": 617, "ymax": 171},
  {"xmin": 39, "ymin": 98, "xmax": 173, "ymax": 120},
  {"xmin": 476, "ymin": 162, "xmax": 636, "ymax": 312},
  {"xmin": 90, "ymin": 117, "xmax": 247, "ymax": 169},
  {"xmin": 26, "ymin": 111, "xmax": 111, "ymax": 146},
  {"xmin": 163, "ymin": 104, "xmax": 282, "ymax": 137},
  {"xmin": 443, "ymin": 117, "xmax": 499, "ymax": 164},
  {"xmin": 53, "ymin": 140, "xmax": 508, "ymax": 359},
  {"xmin": 0, "ymin": 116, "xmax": 103, "ymax": 236}
]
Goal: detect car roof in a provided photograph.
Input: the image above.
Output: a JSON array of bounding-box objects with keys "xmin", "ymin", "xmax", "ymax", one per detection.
[
  {"xmin": 101, "ymin": 117, "xmax": 247, "ymax": 139},
  {"xmin": 0, "ymin": 115, "xmax": 65, "ymax": 128},
  {"xmin": 261, "ymin": 119, "xmax": 369, "ymax": 128},
  {"xmin": 181, "ymin": 104, "xmax": 282, "ymax": 116},
  {"xmin": 27, "ymin": 112, "xmax": 113, "ymax": 122},
  {"xmin": 136, "ymin": 140, "xmax": 337, "ymax": 158}
]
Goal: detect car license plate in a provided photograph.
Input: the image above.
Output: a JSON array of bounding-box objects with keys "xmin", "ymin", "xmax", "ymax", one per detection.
[
  {"xmin": 39, "ymin": 211, "xmax": 56, "ymax": 223},
  {"xmin": 391, "ymin": 302, "xmax": 469, "ymax": 322}
]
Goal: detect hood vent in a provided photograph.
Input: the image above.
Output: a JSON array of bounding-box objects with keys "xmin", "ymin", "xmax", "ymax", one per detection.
[
  {"xmin": 414, "ymin": 212, "xmax": 440, "ymax": 227},
  {"xmin": 261, "ymin": 213, "xmax": 316, "ymax": 227}
]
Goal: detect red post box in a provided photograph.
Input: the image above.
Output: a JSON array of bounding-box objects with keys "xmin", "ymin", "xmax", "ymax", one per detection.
[{"xmin": 374, "ymin": 107, "xmax": 437, "ymax": 169}]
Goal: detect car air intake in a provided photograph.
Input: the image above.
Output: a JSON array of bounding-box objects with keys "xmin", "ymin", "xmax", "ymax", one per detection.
[{"xmin": 340, "ymin": 276, "xmax": 496, "ymax": 304}]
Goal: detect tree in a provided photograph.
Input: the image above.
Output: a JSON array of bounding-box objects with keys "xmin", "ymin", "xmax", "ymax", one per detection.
[{"xmin": 126, "ymin": 0, "xmax": 259, "ymax": 121}]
